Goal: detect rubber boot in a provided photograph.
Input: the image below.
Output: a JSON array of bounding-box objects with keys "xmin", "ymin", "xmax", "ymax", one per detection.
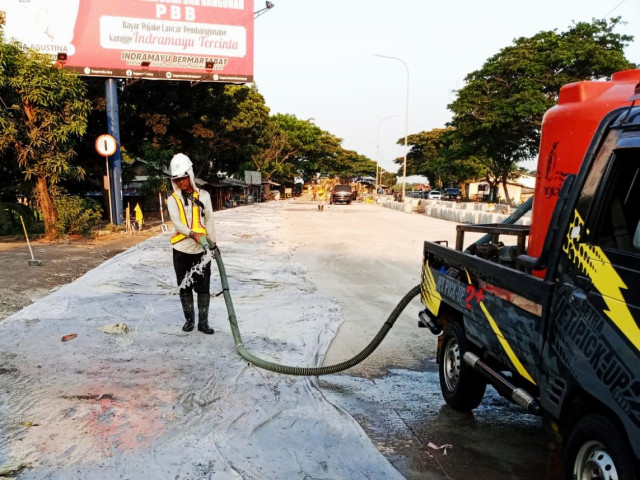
[
  {"xmin": 180, "ymin": 290, "xmax": 195, "ymax": 332},
  {"xmin": 197, "ymin": 292, "xmax": 214, "ymax": 335}
]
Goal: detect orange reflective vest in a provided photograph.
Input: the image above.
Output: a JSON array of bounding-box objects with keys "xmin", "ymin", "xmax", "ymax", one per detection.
[{"xmin": 170, "ymin": 191, "xmax": 207, "ymax": 244}]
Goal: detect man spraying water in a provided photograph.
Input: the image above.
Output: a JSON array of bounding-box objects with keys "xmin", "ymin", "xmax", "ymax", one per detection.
[{"xmin": 167, "ymin": 153, "xmax": 216, "ymax": 335}]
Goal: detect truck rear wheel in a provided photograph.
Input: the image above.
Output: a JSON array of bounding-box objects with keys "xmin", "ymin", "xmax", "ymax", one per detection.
[
  {"xmin": 438, "ymin": 322, "xmax": 486, "ymax": 410},
  {"xmin": 564, "ymin": 414, "xmax": 637, "ymax": 480}
]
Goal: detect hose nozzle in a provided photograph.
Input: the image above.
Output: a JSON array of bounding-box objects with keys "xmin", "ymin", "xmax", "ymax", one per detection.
[{"xmin": 199, "ymin": 235, "xmax": 210, "ymax": 252}]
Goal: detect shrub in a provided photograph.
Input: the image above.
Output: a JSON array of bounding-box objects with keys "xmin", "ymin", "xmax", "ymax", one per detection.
[
  {"xmin": 53, "ymin": 196, "xmax": 103, "ymax": 236},
  {"xmin": 0, "ymin": 201, "xmax": 43, "ymax": 236},
  {"xmin": 103, "ymin": 223, "xmax": 125, "ymax": 233}
]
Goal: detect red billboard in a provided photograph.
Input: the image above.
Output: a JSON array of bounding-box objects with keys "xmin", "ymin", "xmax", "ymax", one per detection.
[{"xmin": 2, "ymin": 0, "xmax": 254, "ymax": 83}]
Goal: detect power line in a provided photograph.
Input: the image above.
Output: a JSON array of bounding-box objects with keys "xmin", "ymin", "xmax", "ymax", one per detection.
[{"xmin": 604, "ymin": 0, "xmax": 626, "ymax": 18}]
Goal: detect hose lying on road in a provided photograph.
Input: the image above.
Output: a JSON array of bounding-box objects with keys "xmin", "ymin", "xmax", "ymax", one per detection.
[{"xmin": 213, "ymin": 245, "xmax": 420, "ymax": 376}]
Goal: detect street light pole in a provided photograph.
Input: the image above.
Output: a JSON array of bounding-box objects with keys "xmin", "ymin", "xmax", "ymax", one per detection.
[
  {"xmin": 375, "ymin": 54, "xmax": 410, "ymax": 201},
  {"xmin": 376, "ymin": 114, "xmax": 398, "ymax": 195}
]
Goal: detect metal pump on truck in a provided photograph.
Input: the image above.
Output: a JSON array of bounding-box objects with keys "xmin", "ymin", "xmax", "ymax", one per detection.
[{"xmin": 418, "ymin": 69, "xmax": 640, "ymax": 479}]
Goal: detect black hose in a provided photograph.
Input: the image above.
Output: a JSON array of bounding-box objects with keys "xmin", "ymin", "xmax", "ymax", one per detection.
[
  {"xmin": 464, "ymin": 196, "xmax": 533, "ymax": 253},
  {"xmin": 213, "ymin": 245, "xmax": 420, "ymax": 376}
]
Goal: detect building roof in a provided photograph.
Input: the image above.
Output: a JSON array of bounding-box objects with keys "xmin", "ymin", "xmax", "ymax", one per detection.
[
  {"xmin": 222, "ymin": 178, "xmax": 247, "ymax": 187},
  {"xmin": 471, "ymin": 174, "xmax": 536, "ymax": 188}
]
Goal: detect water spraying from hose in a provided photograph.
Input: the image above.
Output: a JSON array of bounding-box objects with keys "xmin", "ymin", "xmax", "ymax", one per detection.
[{"xmin": 177, "ymin": 249, "xmax": 212, "ymax": 291}]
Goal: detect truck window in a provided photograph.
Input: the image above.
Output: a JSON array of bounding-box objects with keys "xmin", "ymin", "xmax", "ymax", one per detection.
[{"xmin": 590, "ymin": 149, "xmax": 640, "ymax": 253}]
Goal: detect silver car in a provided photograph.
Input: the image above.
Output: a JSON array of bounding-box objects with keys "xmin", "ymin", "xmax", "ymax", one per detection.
[{"xmin": 427, "ymin": 190, "xmax": 441, "ymax": 200}]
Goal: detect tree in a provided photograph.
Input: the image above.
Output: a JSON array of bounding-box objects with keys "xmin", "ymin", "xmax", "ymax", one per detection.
[
  {"xmin": 250, "ymin": 114, "xmax": 297, "ymax": 182},
  {"xmin": 402, "ymin": 128, "xmax": 483, "ymax": 190},
  {"xmin": 0, "ymin": 26, "xmax": 91, "ymax": 237},
  {"xmin": 251, "ymin": 114, "xmax": 343, "ymax": 183},
  {"xmin": 379, "ymin": 170, "xmax": 397, "ymax": 189},
  {"xmin": 115, "ymin": 80, "xmax": 270, "ymax": 182},
  {"xmin": 324, "ymin": 149, "xmax": 376, "ymax": 180},
  {"xmin": 447, "ymin": 17, "xmax": 634, "ymax": 204},
  {"xmin": 299, "ymin": 127, "xmax": 345, "ymax": 180},
  {"xmin": 78, "ymin": 79, "xmax": 373, "ymax": 198}
]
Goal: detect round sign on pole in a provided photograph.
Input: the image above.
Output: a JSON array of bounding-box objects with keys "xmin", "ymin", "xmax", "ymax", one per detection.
[{"xmin": 95, "ymin": 134, "xmax": 117, "ymax": 157}]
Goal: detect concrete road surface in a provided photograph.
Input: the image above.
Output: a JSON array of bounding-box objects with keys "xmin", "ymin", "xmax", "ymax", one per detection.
[
  {"xmin": 0, "ymin": 199, "xmax": 556, "ymax": 479},
  {"xmin": 279, "ymin": 200, "xmax": 556, "ymax": 480}
]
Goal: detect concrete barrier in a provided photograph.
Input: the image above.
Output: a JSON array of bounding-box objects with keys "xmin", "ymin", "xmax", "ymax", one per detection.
[{"xmin": 383, "ymin": 199, "xmax": 531, "ymax": 225}]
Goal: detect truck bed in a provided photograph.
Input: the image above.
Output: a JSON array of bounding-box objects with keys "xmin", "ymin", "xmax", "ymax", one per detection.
[
  {"xmin": 423, "ymin": 240, "xmax": 552, "ymax": 306},
  {"xmin": 422, "ymin": 239, "xmax": 554, "ymax": 388}
]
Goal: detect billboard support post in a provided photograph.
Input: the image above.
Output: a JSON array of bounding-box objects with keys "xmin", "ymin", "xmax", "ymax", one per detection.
[{"xmin": 105, "ymin": 78, "xmax": 124, "ymax": 225}]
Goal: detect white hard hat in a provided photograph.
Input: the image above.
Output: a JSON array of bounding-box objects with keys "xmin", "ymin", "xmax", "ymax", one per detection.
[{"xmin": 170, "ymin": 153, "xmax": 193, "ymax": 179}]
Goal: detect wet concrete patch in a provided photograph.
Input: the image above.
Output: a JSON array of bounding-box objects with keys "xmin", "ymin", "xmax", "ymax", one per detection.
[{"xmin": 320, "ymin": 361, "xmax": 555, "ymax": 479}]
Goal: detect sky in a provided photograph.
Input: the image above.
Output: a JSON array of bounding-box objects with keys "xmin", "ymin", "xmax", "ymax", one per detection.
[{"xmin": 252, "ymin": 0, "xmax": 640, "ymax": 173}]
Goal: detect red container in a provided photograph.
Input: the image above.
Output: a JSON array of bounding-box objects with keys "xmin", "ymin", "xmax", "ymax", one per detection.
[{"xmin": 528, "ymin": 70, "xmax": 640, "ymax": 269}]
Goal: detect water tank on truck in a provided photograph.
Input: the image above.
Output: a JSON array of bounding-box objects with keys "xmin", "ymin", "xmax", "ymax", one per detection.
[{"xmin": 529, "ymin": 69, "xmax": 640, "ymax": 269}]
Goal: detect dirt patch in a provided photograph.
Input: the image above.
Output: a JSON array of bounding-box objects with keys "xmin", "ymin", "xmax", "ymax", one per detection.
[{"xmin": 0, "ymin": 220, "xmax": 168, "ymax": 322}]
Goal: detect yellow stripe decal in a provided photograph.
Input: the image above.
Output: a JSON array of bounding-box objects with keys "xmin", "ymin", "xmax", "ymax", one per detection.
[
  {"xmin": 464, "ymin": 267, "xmax": 536, "ymax": 385},
  {"xmin": 421, "ymin": 260, "xmax": 442, "ymax": 316},
  {"xmin": 565, "ymin": 210, "xmax": 640, "ymax": 351},
  {"xmin": 479, "ymin": 302, "xmax": 536, "ymax": 385}
]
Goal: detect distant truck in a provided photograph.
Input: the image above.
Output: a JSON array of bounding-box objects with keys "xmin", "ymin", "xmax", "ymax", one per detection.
[{"xmin": 419, "ymin": 70, "xmax": 640, "ymax": 479}]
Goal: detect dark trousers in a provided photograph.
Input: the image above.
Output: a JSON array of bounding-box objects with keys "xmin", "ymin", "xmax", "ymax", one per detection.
[{"xmin": 173, "ymin": 249, "xmax": 211, "ymax": 294}]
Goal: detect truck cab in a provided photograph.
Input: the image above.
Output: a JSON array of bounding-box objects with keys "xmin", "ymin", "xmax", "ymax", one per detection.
[
  {"xmin": 546, "ymin": 107, "xmax": 640, "ymax": 478},
  {"xmin": 419, "ymin": 72, "xmax": 640, "ymax": 479}
]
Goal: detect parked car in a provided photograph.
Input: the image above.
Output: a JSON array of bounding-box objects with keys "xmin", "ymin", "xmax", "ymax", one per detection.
[
  {"xmin": 427, "ymin": 190, "xmax": 441, "ymax": 200},
  {"xmin": 330, "ymin": 184, "xmax": 353, "ymax": 204},
  {"xmin": 444, "ymin": 187, "xmax": 462, "ymax": 200}
]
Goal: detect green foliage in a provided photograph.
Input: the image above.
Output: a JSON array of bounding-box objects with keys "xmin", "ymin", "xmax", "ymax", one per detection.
[
  {"xmin": 327, "ymin": 149, "xmax": 376, "ymax": 179},
  {"xmin": 117, "ymin": 81, "xmax": 269, "ymax": 181},
  {"xmin": 403, "ymin": 128, "xmax": 483, "ymax": 188},
  {"xmin": 250, "ymin": 114, "xmax": 371, "ymax": 183},
  {"xmin": 3, "ymin": 49, "xmax": 91, "ymax": 183},
  {"xmin": 0, "ymin": 201, "xmax": 42, "ymax": 236},
  {"xmin": 0, "ymin": 27, "xmax": 91, "ymax": 236},
  {"xmin": 138, "ymin": 145, "xmax": 173, "ymax": 197},
  {"xmin": 251, "ymin": 114, "xmax": 319, "ymax": 182},
  {"xmin": 103, "ymin": 223, "xmax": 126, "ymax": 233},
  {"xmin": 53, "ymin": 196, "xmax": 103, "ymax": 236},
  {"xmin": 379, "ymin": 171, "xmax": 397, "ymax": 187}
]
